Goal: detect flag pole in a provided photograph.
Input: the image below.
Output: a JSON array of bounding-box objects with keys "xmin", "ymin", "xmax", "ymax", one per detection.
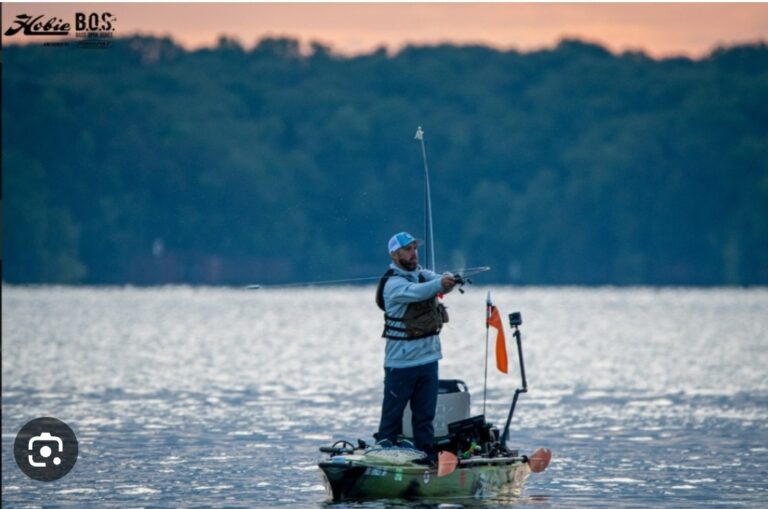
[{"xmin": 483, "ymin": 291, "xmax": 491, "ymax": 416}]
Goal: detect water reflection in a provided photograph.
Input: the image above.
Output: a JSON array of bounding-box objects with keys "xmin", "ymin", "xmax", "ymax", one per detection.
[{"xmin": 2, "ymin": 286, "xmax": 767, "ymax": 507}]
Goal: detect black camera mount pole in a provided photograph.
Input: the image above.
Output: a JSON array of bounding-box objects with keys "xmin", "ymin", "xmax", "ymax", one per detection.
[{"xmin": 501, "ymin": 312, "xmax": 528, "ymax": 450}]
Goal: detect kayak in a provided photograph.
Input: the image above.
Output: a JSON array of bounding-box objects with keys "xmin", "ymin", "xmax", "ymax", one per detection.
[
  {"xmin": 318, "ymin": 443, "xmax": 539, "ymax": 501},
  {"xmin": 318, "ymin": 390, "xmax": 552, "ymax": 502}
]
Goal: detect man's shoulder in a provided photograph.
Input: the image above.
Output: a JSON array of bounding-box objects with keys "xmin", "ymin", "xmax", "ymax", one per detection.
[
  {"xmin": 385, "ymin": 266, "xmax": 419, "ymax": 283},
  {"xmin": 381, "ymin": 268, "xmax": 412, "ymax": 297},
  {"xmin": 383, "ymin": 270, "xmax": 408, "ymax": 287}
]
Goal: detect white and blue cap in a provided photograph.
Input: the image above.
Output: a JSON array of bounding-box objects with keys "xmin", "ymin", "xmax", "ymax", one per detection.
[{"xmin": 388, "ymin": 231, "xmax": 422, "ymax": 253}]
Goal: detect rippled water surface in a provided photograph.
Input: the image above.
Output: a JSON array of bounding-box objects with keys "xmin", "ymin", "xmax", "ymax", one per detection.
[{"xmin": 2, "ymin": 286, "xmax": 767, "ymax": 507}]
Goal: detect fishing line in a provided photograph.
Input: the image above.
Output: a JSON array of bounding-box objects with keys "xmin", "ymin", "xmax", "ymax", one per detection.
[{"xmin": 246, "ymin": 266, "xmax": 491, "ymax": 289}]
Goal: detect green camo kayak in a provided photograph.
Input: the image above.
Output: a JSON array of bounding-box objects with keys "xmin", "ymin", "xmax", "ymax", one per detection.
[{"xmin": 319, "ymin": 449, "xmax": 534, "ymax": 501}]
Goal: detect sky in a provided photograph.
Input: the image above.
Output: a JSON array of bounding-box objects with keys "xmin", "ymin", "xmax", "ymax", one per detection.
[{"xmin": 2, "ymin": 3, "xmax": 768, "ymax": 59}]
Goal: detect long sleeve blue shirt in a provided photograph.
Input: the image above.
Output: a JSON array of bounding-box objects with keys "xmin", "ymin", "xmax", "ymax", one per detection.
[{"xmin": 381, "ymin": 263, "xmax": 446, "ymax": 368}]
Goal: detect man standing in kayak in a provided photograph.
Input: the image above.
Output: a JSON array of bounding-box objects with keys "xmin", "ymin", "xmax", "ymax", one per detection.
[{"xmin": 374, "ymin": 231, "xmax": 457, "ymax": 462}]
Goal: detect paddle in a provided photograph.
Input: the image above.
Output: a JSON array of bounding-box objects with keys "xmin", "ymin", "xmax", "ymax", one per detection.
[
  {"xmin": 436, "ymin": 448, "xmax": 551, "ymax": 477},
  {"xmin": 437, "ymin": 451, "xmax": 459, "ymax": 477},
  {"xmin": 527, "ymin": 447, "xmax": 552, "ymax": 473}
]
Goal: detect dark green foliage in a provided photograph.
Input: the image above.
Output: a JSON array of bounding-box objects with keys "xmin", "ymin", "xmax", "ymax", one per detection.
[{"xmin": 4, "ymin": 37, "xmax": 767, "ymax": 285}]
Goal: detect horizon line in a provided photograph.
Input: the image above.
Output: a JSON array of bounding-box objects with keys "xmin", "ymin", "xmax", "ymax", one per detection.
[{"xmin": 6, "ymin": 31, "xmax": 767, "ymax": 62}]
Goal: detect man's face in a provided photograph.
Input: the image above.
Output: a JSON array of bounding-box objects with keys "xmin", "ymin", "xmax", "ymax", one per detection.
[{"xmin": 391, "ymin": 242, "xmax": 419, "ymax": 271}]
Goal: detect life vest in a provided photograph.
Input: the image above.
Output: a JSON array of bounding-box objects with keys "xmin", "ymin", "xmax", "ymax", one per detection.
[{"xmin": 375, "ymin": 268, "xmax": 449, "ymax": 340}]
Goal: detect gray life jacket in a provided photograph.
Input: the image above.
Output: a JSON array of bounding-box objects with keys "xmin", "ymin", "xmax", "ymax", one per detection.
[{"xmin": 375, "ymin": 268, "xmax": 449, "ymax": 340}]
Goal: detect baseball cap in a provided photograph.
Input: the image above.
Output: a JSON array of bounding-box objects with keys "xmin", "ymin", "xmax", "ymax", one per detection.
[{"xmin": 388, "ymin": 232, "xmax": 422, "ymax": 253}]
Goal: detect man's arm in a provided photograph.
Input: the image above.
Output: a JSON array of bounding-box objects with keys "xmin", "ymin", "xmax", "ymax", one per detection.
[
  {"xmin": 386, "ymin": 273, "xmax": 456, "ymax": 304},
  {"xmin": 422, "ymin": 269, "xmax": 457, "ymax": 294}
]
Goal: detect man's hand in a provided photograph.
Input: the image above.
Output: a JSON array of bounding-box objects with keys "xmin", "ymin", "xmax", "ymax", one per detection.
[{"xmin": 441, "ymin": 272, "xmax": 457, "ymax": 292}]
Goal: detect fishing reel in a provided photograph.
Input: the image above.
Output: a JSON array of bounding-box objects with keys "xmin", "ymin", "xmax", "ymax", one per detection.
[
  {"xmin": 450, "ymin": 266, "xmax": 490, "ymax": 293},
  {"xmin": 452, "ymin": 273, "xmax": 472, "ymax": 294}
]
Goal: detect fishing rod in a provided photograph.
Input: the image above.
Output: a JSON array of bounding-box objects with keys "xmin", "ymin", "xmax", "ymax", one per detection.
[
  {"xmin": 245, "ymin": 266, "xmax": 492, "ymax": 290},
  {"xmin": 415, "ymin": 126, "xmax": 435, "ymax": 272},
  {"xmin": 414, "ymin": 127, "xmax": 483, "ymax": 294},
  {"xmin": 450, "ymin": 266, "xmax": 490, "ymax": 294},
  {"xmin": 483, "ymin": 292, "xmax": 491, "ymax": 416},
  {"xmin": 245, "ymin": 276, "xmax": 380, "ymax": 290}
]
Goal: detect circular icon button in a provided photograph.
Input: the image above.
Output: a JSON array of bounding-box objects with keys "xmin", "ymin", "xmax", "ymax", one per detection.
[{"xmin": 14, "ymin": 417, "xmax": 78, "ymax": 482}]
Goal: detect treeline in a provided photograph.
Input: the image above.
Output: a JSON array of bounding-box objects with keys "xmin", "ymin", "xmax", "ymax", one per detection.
[{"xmin": 4, "ymin": 36, "xmax": 768, "ymax": 285}]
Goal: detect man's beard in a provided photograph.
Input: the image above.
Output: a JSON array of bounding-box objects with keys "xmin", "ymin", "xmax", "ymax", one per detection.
[{"xmin": 397, "ymin": 255, "xmax": 418, "ymax": 271}]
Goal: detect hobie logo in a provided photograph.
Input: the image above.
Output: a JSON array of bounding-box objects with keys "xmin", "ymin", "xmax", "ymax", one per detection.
[
  {"xmin": 4, "ymin": 12, "xmax": 117, "ymax": 49},
  {"xmin": 4, "ymin": 14, "xmax": 71, "ymax": 36}
]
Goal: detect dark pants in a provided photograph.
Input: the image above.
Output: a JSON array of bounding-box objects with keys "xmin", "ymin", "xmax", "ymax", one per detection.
[{"xmin": 375, "ymin": 361, "xmax": 438, "ymax": 454}]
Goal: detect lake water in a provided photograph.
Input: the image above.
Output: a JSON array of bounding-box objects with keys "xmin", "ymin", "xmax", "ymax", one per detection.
[{"xmin": 2, "ymin": 285, "xmax": 767, "ymax": 507}]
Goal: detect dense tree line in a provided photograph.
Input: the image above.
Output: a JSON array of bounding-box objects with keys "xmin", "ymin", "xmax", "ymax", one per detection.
[{"xmin": 4, "ymin": 36, "xmax": 767, "ymax": 285}]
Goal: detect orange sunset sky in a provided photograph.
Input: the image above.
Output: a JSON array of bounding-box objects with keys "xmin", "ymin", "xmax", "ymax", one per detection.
[{"xmin": 2, "ymin": 3, "xmax": 767, "ymax": 59}]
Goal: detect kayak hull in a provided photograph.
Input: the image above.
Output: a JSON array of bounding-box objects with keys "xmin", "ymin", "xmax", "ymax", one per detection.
[{"xmin": 318, "ymin": 456, "xmax": 531, "ymax": 502}]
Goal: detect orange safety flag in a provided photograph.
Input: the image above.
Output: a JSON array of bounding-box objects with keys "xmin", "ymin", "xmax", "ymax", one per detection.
[{"xmin": 487, "ymin": 304, "xmax": 508, "ymax": 373}]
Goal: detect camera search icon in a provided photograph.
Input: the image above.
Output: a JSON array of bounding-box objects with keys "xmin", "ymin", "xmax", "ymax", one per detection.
[{"xmin": 14, "ymin": 417, "xmax": 78, "ymax": 481}]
